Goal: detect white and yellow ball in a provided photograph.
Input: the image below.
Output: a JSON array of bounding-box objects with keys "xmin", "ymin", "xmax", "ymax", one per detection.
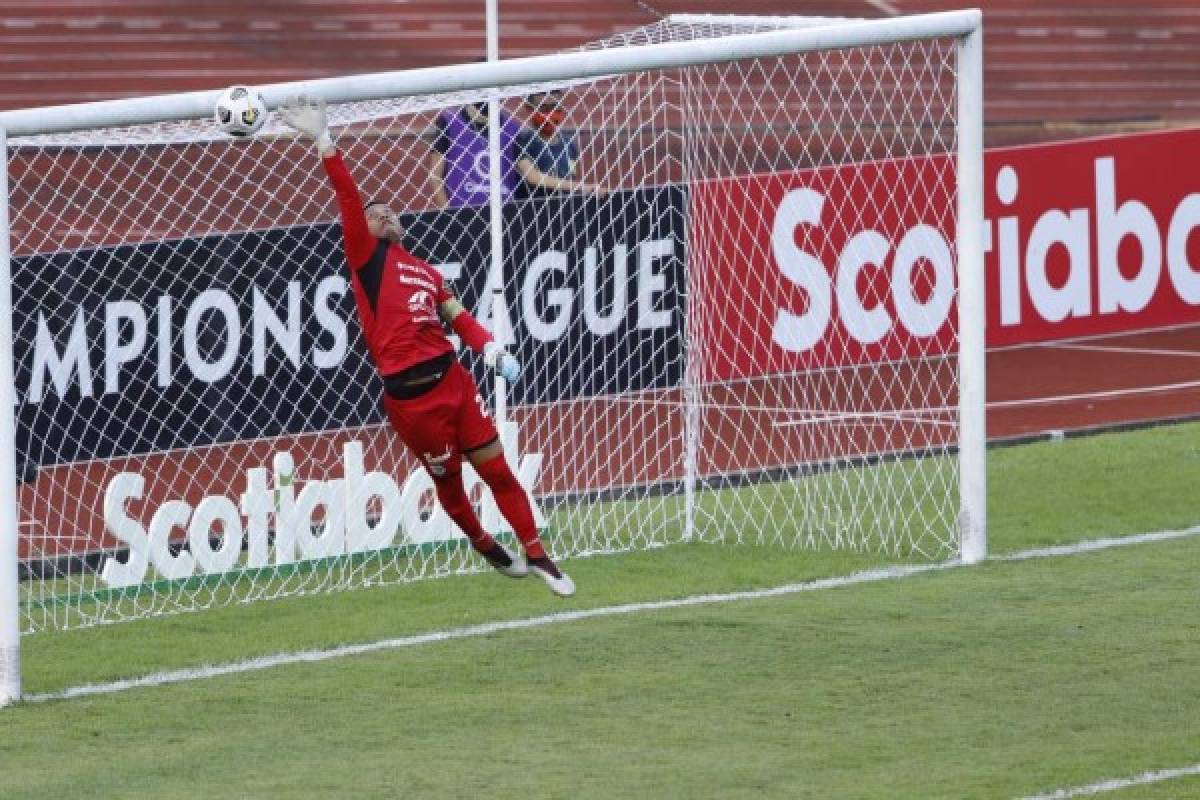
[{"xmin": 214, "ymin": 85, "xmax": 268, "ymax": 137}]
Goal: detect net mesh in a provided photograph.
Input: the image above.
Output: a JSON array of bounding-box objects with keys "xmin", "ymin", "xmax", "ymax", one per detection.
[{"xmin": 8, "ymin": 16, "xmax": 962, "ymax": 632}]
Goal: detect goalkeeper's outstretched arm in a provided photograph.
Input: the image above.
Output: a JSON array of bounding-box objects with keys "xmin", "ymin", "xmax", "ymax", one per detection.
[
  {"xmin": 438, "ymin": 298, "xmax": 521, "ymax": 383},
  {"xmin": 279, "ymin": 95, "xmax": 375, "ymax": 270}
]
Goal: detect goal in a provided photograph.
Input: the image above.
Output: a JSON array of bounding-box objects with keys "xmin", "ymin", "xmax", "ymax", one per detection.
[{"xmin": 0, "ymin": 10, "xmax": 985, "ymax": 705}]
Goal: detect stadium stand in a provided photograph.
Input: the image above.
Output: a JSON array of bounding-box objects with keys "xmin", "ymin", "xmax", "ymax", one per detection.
[{"xmin": 0, "ymin": 1, "xmax": 1196, "ymax": 145}]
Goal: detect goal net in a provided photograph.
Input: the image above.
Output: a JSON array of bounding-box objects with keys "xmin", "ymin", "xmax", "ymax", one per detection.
[{"xmin": 2, "ymin": 12, "xmax": 984, "ymax": 643}]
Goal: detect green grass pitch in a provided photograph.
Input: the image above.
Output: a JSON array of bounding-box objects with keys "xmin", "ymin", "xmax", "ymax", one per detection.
[{"xmin": 3, "ymin": 421, "xmax": 1200, "ymax": 799}]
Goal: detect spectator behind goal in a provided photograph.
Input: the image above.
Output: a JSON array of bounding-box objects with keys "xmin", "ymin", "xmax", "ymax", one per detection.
[
  {"xmin": 514, "ymin": 89, "xmax": 606, "ymax": 199},
  {"xmin": 427, "ymin": 101, "xmax": 521, "ymax": 209}
]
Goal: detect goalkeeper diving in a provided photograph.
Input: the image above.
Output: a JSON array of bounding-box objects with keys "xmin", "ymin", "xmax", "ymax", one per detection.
[{"xmin": 279, "ymin": 96, "xmax": 574, "ymax": 597}]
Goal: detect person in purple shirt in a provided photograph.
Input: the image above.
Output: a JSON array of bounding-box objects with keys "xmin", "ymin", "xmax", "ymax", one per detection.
[{"xmin": 426, "ymin": 101, "xmax": 521, "ymax": 209}]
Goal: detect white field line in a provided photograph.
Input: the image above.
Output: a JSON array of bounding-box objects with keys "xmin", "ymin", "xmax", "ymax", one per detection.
[
  {"xmin": 1018, "ymin": 763, "xmax": 1200, "ymax": 799},
  {"xmin": 21, "ymin": 525, "xmax": 1200, "ymax": 706},
  {"xmin": 992, "ymin": 527, "xmax": 1200, "ymax": 561}
]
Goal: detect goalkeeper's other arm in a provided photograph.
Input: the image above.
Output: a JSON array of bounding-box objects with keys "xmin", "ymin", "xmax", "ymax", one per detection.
[{"xmin": 439, "ymin": 298, "xmax": 521, "ymax": 382}]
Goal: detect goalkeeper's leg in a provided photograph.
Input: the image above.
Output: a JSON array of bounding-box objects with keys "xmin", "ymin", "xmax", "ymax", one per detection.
[
  {"xmin": 470, "ymin": 449, "xmax": 544, "ymax": 559},
  {"xmin": 432, "ymin": 472, "xmax": 526, "ymax": 579},
  {"xmin": 467, "ymin": 442, "xmax": 575, "ymax": 598},
  {"xmin": 450, "ymin": 364, "xmax": 575, "ymax": 598},
  {"xmin": 383, "ymin": 382, "xmax": 524, "ymax": 579}
]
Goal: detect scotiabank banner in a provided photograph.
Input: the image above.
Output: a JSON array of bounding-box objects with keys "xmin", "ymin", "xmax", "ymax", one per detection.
[
  {"xmin": 985, "ymin": 128, "xmax": 1200, "ymax": 345},
  {"xmin": 690, "ymin": 156, "xmax": 958, "ymax": 381},
  {"xmin": 691, "ymin": 128, "xmax": 1200, "ymax": 379}
]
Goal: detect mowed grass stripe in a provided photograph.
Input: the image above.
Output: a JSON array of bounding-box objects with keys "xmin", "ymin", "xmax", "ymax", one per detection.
[{"xmin": 4, "ymin": 533, "xmax": 1200, "ymax": 800}]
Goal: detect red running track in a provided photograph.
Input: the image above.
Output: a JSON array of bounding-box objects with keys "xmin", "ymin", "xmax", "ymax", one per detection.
[{"xmin": 987, "ymin": 325, "xmax": 1200, "ymax": 437}]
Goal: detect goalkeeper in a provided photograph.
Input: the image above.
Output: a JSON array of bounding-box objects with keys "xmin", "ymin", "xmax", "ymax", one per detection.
[{"xmin": 280, "ymin": 96, "xmax": 574, "ymax": 597}]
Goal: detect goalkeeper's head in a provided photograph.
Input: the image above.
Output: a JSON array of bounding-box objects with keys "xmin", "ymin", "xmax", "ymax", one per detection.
[{"xmin": 364, "ymin": 200, "xmax": 404, "ymax": 243}]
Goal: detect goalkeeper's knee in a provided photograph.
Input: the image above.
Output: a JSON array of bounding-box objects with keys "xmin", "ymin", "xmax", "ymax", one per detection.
[{"xmin": 476, "ymin": 453, "xmax": 521, "ymax": 493}]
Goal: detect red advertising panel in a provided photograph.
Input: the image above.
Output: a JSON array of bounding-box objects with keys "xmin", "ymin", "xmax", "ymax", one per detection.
[
  {"xmin": 690, "ymin": 155, "xmax": 958, "ymax": 382},
  {"xmin": 984, "ymin": 128, "xmax": 1200, "ymax": 345},
  {"xmin": 691, "ymin": 128, "xmax": 1200, "ymax": 380}
]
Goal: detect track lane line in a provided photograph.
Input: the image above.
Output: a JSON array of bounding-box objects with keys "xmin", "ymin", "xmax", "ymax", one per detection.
[{"xmin": 1033, "ymin": 342, "xmax": 1200, "ymax": 358}]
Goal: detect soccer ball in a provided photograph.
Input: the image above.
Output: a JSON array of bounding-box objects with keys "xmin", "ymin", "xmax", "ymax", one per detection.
[{"xmin": 214, "ymin": 85, "xmax": 268, "ymax": 137}]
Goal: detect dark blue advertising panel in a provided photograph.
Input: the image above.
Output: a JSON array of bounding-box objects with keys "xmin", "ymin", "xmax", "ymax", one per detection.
[
  {"xmin": 14, "ymin": 187, "xmax": 685, "ymax": 467},
  {"xmin": 405, "ymin": 187, "xmax": 686, "ymax": 407}
]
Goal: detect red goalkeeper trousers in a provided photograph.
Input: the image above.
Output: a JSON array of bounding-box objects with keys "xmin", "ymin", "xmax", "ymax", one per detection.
[{"xmin": 382, "ymin": 360, "xmax": 498, "ymax": 478}]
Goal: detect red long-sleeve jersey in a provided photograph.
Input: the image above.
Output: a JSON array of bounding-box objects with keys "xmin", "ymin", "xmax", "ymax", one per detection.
[{"xmin": 322, "ymin": 152, "xmax": 455, "ymax": 377}]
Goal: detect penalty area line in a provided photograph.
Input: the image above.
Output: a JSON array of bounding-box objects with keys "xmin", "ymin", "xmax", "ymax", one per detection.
[
  {"xmin": 23, "ymin": 524, "xmax": 1200, "ymax": 705},
  {"xmin": 1018, "ymin": 763, "xmax": 1200, "ymax": 799}
]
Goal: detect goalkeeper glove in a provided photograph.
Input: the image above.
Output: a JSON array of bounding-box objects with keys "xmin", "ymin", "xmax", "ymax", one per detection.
[
  {"xmin": 483, "ymin": 342, "xmax": 521, "ymax": 383},
  {"xmin": 279, "ymin": 94, "xmax": 335, "ymax": 156}
]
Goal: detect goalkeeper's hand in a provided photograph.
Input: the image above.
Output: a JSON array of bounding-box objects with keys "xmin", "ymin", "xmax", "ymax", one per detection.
[
  {"xmin": 279, "ymin": 95, "xmax": 335, "ymax": 156},
  {"xmin": 483, "ymin": 342, "xmax": 521, "ymax": 383}
]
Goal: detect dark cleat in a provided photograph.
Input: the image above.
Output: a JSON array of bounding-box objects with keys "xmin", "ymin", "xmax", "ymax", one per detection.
[{"xmin": 481, "ymin": 542, "xmax": 527, "ymax": 578}]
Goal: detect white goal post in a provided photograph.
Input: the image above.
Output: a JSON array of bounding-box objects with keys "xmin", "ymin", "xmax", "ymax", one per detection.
[{"xmin": 0, "ymin": 9, "xmax": 984, "ymax": 706}]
